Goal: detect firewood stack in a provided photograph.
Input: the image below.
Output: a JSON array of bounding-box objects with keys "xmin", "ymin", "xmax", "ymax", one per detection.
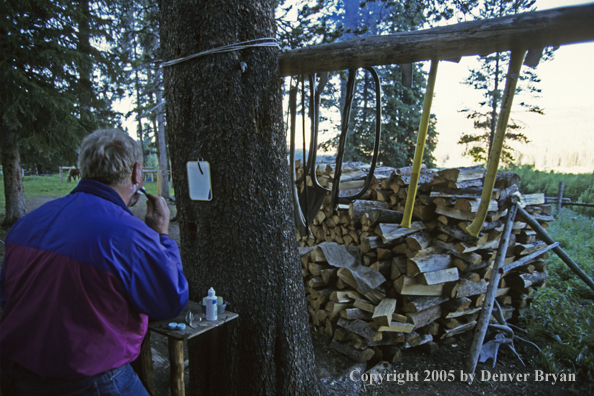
[{"xmin": 297, "ymin": 162, "xmax": 553, "ymax": 363}]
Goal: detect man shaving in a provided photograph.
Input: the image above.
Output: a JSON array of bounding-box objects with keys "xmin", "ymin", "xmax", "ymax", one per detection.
[{"xmin": 0, "ymin": 129, "xmax": 188, "ymax": 395}]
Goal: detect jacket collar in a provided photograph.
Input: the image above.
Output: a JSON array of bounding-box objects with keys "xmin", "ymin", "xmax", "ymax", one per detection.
[{"xmin": 71, "ymin": 179, "xmax": 133, "ymax": 216}]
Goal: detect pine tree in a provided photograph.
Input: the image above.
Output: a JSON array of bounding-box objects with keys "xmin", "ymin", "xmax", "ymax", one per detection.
[
  {"xmin": 457, "ymin": 0, "xmax": 550, "ymax": 164},
  {"xmin": 312, "ymin": 0, "xmax": 472, "ymax": 168},
  {"xmin": 0, "ymin": 0, "xmax": 124, "ymax": 225}
]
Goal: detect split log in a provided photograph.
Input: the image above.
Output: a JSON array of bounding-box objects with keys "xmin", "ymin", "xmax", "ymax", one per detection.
[
  {"xmin": 454, "ymin": 199, "xmax": 498, "ymax": 213},
  {"xmin": 321, "ymin": 268, "xmax": 338, "ymax": 285},
  {"xmin": 368, "ymin": 209, "xmax": 404, "ymax": 227},
  {"xmin": 406, "ymin": 231, "xmax": 432, "ymax": 250},
  {"xmin": 437, "ymin": 223, "xmax": 485, "ymax": 246},
  {"xmin": 378, "ymin": 221, "xmax": 426, "ymax": 244},
  {"xmin": 418, "ymin": 322, "xmax": 440, "ymax": 336},
  {"xmin": 337, "ymin": 318, "xmax": 382, "ymax": 342},
  {"xmin": 440, "ymin": 321, "xmax": 477, "ymax": 339},
  {"xmin": 443, "ymin": 307, "xmax": 482, "ymax": 319},
  {"xmin": 336, "ymin": 267, "xmax": 360, "ymax": 292},
  {"xmin": 371, "ymin": 298, "xmax": 398, "ymax": 327},
  {"xmin": 394, "ymin": 276, "xmax": 444, "ymax": 296},
  {"xmin": 311, "ymin": 247, "xmax": 328, "ymax": 263},
  {"xmin": 340, "ymin": 308, "xmax": 373, "ymax": 321},
  {"xmin": 330, "ymin": 290, "xmax": 362, "ymax": 303},
  {"xmin": 391, "ymin": 256, "xmax": 408, "ymax": 280},
  {"xmin": 370, "ymin": 260, "xmax": 391, "ymax": 277},
  {"xmin": 402, "ymin": 295, "xmax": 449, "ymax": 313},
  {"xmin": 400, "ymin": 332, "xmax": 421, "ymax": 348},
  {"xmin": 403, "ymin": 332, "xmax": 433, "ymax": 349},
  {"xmin": 442, "ymin": 297, "xmax": 472, "ymax": 313},
  {"xmin": 330, "ymin": 339, "xmax": 375, "ymax": 363},
  {"xmin": 514, "ymin": 240, "xmax": 547, "ymax": 256},
  {"xmin": 407, "ymin": 252, "xmax": 452, "ymax": 277},
  {"xmin": 449, "ymin": 279, "xmax": 488, "ymax": 298},
  {"xmin": 377, "ymin": 322, "xmax": 415, "ymax": 333},
  {"xmin": 308, "ymin": 277, "xmax": 325, "ymax": 288},
  {"xmin": 434, "ymin": 206, "xmax": 476, "ymax": 221},
  {"xmin": 333, "ymin": 327, "xmax": 350, "ymax": 342},
  {"xmin": 326, "ymin": 301, "xmax": 352, "ymax": 318},
  {"xmin": 413, "ymin": 205, "xmax": 436, "ymax": 222},
  {"xmin": 521, "ymin": 193, "xmax": 545, "ymax": 206},
  {"xmin": 438, "ymin": 166, "xmax": 485, "ymax": 183},
  {"xmin": 455, "ymin": 239, "xmax": 500, "ymax": 254},
  {"xmin": 507, "ymin": 271, "xmax": 548, "ymax": 288},
  {"xmin": 392, "ymin": 312, "xmax": 408, "ymax": 323},
  {"xmin": 350, "ymin": 201, "xmax": 389, "ymax": 225},
  {"xmin": 406, "ymin": 305, "xmax": 441, "ymax": 329},
  {"xmin": 418, "ymin": 267, "xmax": 460, "ymax": 285},
  {"xmin": 364, "ymin": 289, "xmax": 386, "ymax": 305},
  {"xmin": 433, "ymin": 239, "xmax": 482, "ymax": 266},
  {"xmin": 353, "ymin": 299, "xmax": 377, "ymax": 313}
]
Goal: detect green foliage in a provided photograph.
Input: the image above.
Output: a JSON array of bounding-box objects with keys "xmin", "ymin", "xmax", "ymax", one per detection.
[
  {"xmin": 543, "ymin": 210, "xmax": 594, "ymax": 299},
  {"xmin": 0, "ymin": 0, "xmax": 124, "ymax": 172},
  {"xmin": 525, "ymin": 288, "xmax": 594, "ymax": 380},
  {"xmin": 279, "ymin": 1, "xmax": 477, "ymax": 170},
  {"xmin": 507, "ymin": 164, "xmax": 594, "ymax": 203},
  {"xmin": 457, "ymin": 0, "xmax": 551, "ymax": 164},
  {"xmin": 577, "ymin": 187, "xmax": 594, "ymax": 217},
  {"xmin": 522, "ymin": 209, "xmax": 594, "ymax": 381}
]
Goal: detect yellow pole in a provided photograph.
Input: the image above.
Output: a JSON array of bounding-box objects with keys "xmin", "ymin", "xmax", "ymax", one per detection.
[
  {"xmin": 466, "ymin": 50, "xmax": 526, "ymax": 237},
  {"xmin": 401, "ymin": 60, "xmax": 438, "ymax": 228}
]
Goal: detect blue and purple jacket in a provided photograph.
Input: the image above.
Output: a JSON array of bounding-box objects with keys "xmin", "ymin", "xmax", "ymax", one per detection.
[{"xmin": 0, "ymin": 179, "xmax": 189, "ymax": 378}]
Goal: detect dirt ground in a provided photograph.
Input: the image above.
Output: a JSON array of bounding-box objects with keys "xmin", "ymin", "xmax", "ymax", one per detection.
[{"xmin": 1, "ymin": 196, "xmax": 591, "ymax": 396}]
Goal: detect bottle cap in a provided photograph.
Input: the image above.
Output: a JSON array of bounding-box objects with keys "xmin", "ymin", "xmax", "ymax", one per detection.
[
  {"xmin": 208, "ymin": 287, "xmax": 215, "ymax": 297},
  {"xmin": 168, "ymin": 322, "xmax": 177, "ymax": 329}
]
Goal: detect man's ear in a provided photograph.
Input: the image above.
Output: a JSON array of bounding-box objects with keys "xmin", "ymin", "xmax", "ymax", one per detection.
[{"xmin": 132, "ymin": 162, "xmax": 143, "ymax": 185}]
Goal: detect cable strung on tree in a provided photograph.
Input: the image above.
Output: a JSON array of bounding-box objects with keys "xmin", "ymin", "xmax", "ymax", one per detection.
[{"xmin": 160, "ymin": 38, "xmax": 279, "ymax": 68}]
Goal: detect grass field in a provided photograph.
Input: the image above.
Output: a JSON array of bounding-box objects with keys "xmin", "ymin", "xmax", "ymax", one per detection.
[{"xmin": 0, "ymin": 174, "xmax": 173, "ymax": 218}]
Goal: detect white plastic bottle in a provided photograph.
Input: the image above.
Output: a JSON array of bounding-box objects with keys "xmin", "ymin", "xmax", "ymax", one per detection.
[{"xmin": 205, "ymin": 287, "xmax": 218, "ymax": 321}]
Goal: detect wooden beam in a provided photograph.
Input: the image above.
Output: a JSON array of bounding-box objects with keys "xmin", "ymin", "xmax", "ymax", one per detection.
[{"xmin": 279, "ymin": 4, "xmax": 594, "ymax": 76}]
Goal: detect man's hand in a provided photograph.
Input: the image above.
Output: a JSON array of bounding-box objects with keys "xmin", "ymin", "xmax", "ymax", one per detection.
[{"xmin": 145, "ymin": 194, "xmax": 171, "ymax": 235}]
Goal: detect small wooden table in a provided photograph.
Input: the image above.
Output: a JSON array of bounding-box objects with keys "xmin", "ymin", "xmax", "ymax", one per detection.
[{"xmin": 137, "ymin": 300, "xmax": 238, "ymax": 396}]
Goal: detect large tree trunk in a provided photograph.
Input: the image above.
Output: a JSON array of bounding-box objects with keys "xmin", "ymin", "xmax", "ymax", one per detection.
[
  {"xmin": 1, "ymin": 125, "xmax": 26, "ymax": 226},
  {"xmin": 160, "ymin": 1, "xmax": 323, "ymax": 395}
]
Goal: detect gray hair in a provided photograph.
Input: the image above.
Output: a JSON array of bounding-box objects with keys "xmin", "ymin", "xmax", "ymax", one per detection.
[{"xmin": 78, "ymin": 129, "xmax": 143, "ymax": 186}]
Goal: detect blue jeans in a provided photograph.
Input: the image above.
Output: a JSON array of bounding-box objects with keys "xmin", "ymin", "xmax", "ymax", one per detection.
[{"xmin": 0, "ymin": 361, "xmax": 150, "ymax": 396}]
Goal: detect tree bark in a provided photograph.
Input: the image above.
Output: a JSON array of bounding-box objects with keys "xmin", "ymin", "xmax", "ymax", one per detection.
[
  {"xmin": 1, "ymin": 125, "xmax": 27, "ymax": 226},
  {"xmin": 160, "ymin": 1, "xmax": 323, "ymax": 395}
]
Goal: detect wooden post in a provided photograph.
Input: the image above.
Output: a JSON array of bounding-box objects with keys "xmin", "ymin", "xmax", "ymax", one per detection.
[
  {"xmin": 466, "ymin": 199, "xmax": 518, "ymax": 376},
  {"xmin": 557, "ymin": 181, "xmax": 565, "ymax": 213},
  {"xmin": 157, "ymin": 170, "xmax": 163, "ymax": 197},
  {"xmin": 516, "ymin": 204, "xmax": 594, "ymax": 293},
  {"xmin": 131, "ymin": 331, "xmax": 156, "ymax": 396},
  {"xmin": 59, "ymin": 167, "xmax": 64, "ymax": 183},
  {"xmin": 168, "ymin": 337, "xmax": 186, "ymax": 396},
  {"xmin": 278, "ymin": 4, "xmax": 594, "ymax": 76}
]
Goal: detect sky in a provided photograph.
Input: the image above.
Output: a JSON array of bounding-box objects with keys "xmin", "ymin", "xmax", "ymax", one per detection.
[
  {"xmin": 117, "ymin": 0, "xmax": 594, "ymax": 172},
  {"xmin": 430, "ymin": 0, "xmax": 594, "ymax": 172}
]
